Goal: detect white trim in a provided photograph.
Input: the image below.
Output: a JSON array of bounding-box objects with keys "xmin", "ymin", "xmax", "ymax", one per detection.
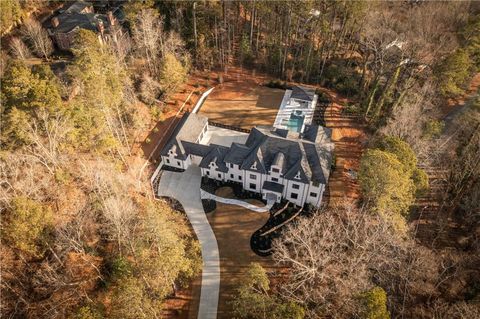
[{"xmin": 192, "ymin": 87, "xmax": 215, "ymax": 114}]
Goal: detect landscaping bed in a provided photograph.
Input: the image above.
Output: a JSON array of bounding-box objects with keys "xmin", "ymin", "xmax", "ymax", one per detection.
[
  {"xmin": 200, "ymin": 177, "xmax": 265, "ymax": 212},
  {"xmin": 200, "ymin": 177, "xmax": 218, "ymax": 213},
  {"xmin": 162, "ymin": 165, "xmax": 185, "ymax": 173},
  {"xmin": 250, "ymin": 203, "xmax": 316, "ymax": 257}
]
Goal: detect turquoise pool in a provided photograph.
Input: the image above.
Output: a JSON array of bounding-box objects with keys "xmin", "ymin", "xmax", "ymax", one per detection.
[{"xmin": 286, "ymin": 113, "xmax": 305, "ymax": 132}]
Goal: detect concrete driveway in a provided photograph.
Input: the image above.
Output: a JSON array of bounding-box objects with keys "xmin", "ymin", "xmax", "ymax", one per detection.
[{"xmin": 157, "ymin": 166, "xmax": 219, "ymax": 319}]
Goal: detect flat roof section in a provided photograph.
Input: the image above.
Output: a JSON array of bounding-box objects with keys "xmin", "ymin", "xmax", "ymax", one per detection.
[{"xmin": 199, "ymin": 125, "xmax": 249, "ymax": 147}]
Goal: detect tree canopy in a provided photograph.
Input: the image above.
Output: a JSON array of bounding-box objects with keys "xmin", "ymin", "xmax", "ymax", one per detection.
[
  {"xmin": 2, "ymin": 196, "xmax": 53, "ymax": 257},
  {"xmin": 232, "ymin": 263, "xmax": 305, "ymax": 319}
]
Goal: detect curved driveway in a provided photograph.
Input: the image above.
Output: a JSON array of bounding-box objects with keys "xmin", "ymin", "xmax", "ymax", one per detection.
[{"xmin": 157, "ymin": 166, "xmax": 219, "ymax": 319}]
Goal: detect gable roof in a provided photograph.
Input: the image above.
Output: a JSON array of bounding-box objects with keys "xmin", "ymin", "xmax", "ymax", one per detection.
[
  {"xmin": 291, "ymin": 85, "xmax": 316, "ymax": 102},
  {"xmin": 160, "ymin": 115, "xmax": 333, "ymax": 185},
  {"xmin": 160, "ymin": 112, "xmax": 208, "ymax": 158},
  {"xmin": 199, "ymin": 144, "xmax": 229, "ymax": 172}
]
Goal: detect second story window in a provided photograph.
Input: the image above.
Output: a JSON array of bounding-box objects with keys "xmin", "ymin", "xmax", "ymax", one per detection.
[
  {"xmin": 250, "ymin": 174, "xmax": 257, "ymax": 180},
  {"xmin": 292, "ymin": 183, "xmax": 300, "ymax": 190}
]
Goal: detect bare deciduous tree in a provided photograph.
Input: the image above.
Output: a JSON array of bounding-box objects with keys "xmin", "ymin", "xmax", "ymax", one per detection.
[
  {"xmin": 22, "ymin": 19, "xmax": 53, "ymax": 60},
  {"xmin": 272, "ymin": 204, "xmax": 401, "ymax": 317},
  {"xmin": 9, "ymin": 37, "xmax": 31, "ymax": 60},
  {"xmin": 131, "ymin": 9, "xmax": 163, "ymax": 75}
]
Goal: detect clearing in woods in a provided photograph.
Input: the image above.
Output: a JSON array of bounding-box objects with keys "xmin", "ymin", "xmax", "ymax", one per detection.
[{"xmin": 199, "ymin": 80, "xmax": 284, "ymax": 129}]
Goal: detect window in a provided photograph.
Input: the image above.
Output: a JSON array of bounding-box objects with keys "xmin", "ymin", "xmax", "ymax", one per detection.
[
  {"xmin": 310, "ymin": 192, "xmax": 317, "ymax": 197},
  {"xmin": 250, "ymin": 183, "xmax": 256, "ymax": 190},
  {"xmin": 292, "ymin": 183, "xmax": 300, "ymax": 190},
  {"xmin": 271, "ymin": 177, "xmax": 279, "ymax": 182},
  {"xmin": 218, "ymin": 173, "xmax": 222, "ymax": 178},
  {"xmin": 206, "ymin": 171, "xmax": 210, "ymax": 176},
  {"xmin": 166, "ymin": 158, "xmax": 170, "ymax": 164},
  {"xmin": 230, "ymin": 174, "xmax": 234, "ymax": 178},
  {"xmin": 230, "ymin": 163, "xmax": 234, "ymax": 168},
  {"xmin": 239, "ymin": 175, "xmax": 242, "ymax": 180},
  {"xmin": 177, "ymin": 161, "xmax": 181, "ymax": 166},
  {"xmin": 250, "ymin": 174, "xmax": 257, "ymax": 180},
  {"xmin": 272, "ymin": 168, "xmax": 279, "ymax": 173},
  {"xmin": 290, "ymin": 193, "xmax": 298, "ymax": 199}
]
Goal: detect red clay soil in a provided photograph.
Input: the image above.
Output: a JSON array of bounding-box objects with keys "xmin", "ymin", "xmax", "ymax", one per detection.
[
  {"xmin": 199, "ymin": 81, "xmax": 284, "ymax": 130},
  {"xmin": 440, "ymin": 72, "xmax": 480, "ymax": 118},
  {"xmin": 321, "ymin": 88, "xmax": 367, "ymax": 207},
  {"xmin": 207, "ymin": 187, "xmax": 283, "ymax": 319}
]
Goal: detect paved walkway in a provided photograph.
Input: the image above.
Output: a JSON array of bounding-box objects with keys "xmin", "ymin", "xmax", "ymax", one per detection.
[
  {"xmin": 157, "ymin": 166, "xmax": 219, "ymax": 319},
  {"xmin": 200, "ymin": 189, "xmax": 274, "ymax": 213}
]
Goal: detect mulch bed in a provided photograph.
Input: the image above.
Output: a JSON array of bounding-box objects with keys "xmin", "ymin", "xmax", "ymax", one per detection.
[
  {"xmin": 162, "ymin": 165, "xmax": 185, "ymax": 173},
  {"xmin": 250, "ymin": 203, "xmax": 316, "ymax": 257},
  {"xmin": 200, "ymin": 177, "xmax": 265, "ymax": 213}
]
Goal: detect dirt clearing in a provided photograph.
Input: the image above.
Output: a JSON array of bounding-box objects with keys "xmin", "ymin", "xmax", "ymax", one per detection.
[
  {"xmin": 321, "ymin": 88, "xmax": 367, "ymax": 206},
  {"xmin": 199, "ymin": 81, "xmax": 284, "ymax": 130}
]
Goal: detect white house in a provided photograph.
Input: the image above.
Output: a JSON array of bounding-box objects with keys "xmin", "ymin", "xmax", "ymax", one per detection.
[{"xmin": 159, "ymin": 108, "xmax": 334, "ymax": 208}]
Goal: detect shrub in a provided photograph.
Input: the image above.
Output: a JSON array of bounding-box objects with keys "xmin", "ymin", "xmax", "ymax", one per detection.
[
  {"xmin": 54, "ymin": 168, "xmax": 72, "ymax": 185},
  {"xmin": 315, "ymin": 90, "xmax": 330, "ymax": 105},
  {"xmin": 423, "ymin": 120, "xmax": 445, "ymax": 139},
  {"xmin": 412, "ymin": 168, "xmax": 429, "ymax": 196},
  {"xmin": 343, "ymin": 104, "xmax": 361, "ymax": 115},
  {"xmin": 264, "ymin": 79, "xmax": 289, "ymax": 90},
  {"xmin": 71, "ymin": 305, "xmax": 104, "ymax": 319},
  {"xmin": 108, "ymin": 257, "xmax": 133, "ymax": 282},
  {"xmin": 359, "ymin": 286, "xmax": 390, "ymax": 319},
  {"xmin": 321, "ymin": 63, "xmax": 360, "ymax": 97},
  {"xmin": 2, "ymin": 196, "xmax": 53, "ymax": 257}
]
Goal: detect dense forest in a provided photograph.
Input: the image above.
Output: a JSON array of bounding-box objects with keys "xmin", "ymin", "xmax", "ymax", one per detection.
[{"xmin": 1, "ymin": 0, "xmax": 479, "ymax": 318}]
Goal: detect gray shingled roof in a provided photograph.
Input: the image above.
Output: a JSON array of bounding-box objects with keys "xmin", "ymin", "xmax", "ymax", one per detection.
[
  {"xmin": 263, "ymin": 181, "xmax": 284, "ymax": 193},
  {"xmin": 64, "ymin": 1, "xmax": 92, "ymax": 13},
  {"xmin": 160, "ymin": 112, "xmax": 208, "ymax": 158},
  {"xmin": 291, "ymin": 86, "xmax": 316, "ymax": 102},
  {"xmin": 303, "ymin": 124, "xmax": 332, "ymax": 143},
  {"xmin": 54, "ymin": 12, "xmax": 107, "ymax": 33},
  {"xmin": 161, "ymin": 114, "xmax": 333, "ymax": 185},
  {"xmin": 199, "ymin": 144, "xmax": 229, "ymax": 172},
  {"xmin": 224, "ymin": 143, "xmax": 251, "ymax": 165}
]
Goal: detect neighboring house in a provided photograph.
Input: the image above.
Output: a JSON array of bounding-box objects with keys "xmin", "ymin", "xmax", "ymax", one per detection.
[
  {"xmin": 47, "ymin": 0, "xmax": 120, "ymax": 51},
  {"xmin": 159, "ymin": 92, "xmax": 334, "ymax": 208}
]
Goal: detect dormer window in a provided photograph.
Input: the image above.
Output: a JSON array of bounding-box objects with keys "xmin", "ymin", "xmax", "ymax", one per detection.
[
  {"xmin": 272, "ymin": 167, "xmax": 279, "ymax": 173},
  {"xmin": 251, "ymin": 161, "xmax": 257, "ymax": 169},
  {"xmin": 295, "ymin": 171, "xmax": 301, "ymax": 179}
]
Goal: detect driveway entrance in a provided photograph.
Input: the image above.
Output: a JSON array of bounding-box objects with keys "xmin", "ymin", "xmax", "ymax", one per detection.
[{"xmin": 157, "ymin": 165, "xmax": 220, "ymax": 319}]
